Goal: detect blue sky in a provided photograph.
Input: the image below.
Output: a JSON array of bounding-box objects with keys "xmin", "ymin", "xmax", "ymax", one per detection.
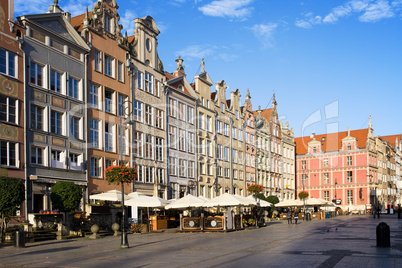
[{"xmin": 15, "ymin": 0, "xmax": 402, "ymax": 138}]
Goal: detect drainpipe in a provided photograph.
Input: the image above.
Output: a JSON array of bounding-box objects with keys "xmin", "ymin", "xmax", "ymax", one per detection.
[
  {"xmin": 18, "ymin": 35, "xmax": 28, "ymax": 220},
  {"xmin": 84, "ymin": 51, "xmax": 89, "ymax": 211}
]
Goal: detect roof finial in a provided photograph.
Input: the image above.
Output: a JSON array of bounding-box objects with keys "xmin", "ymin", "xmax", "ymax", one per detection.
[
  {"xmin": 201, "ymin": 58, "xmax": 205, "ymax": 73},
  {"xmin": 175, "ymin": 56, "xmax": 185, "ymax": 74},
  {"xmin": 272, "ymin": 93, "xmax": 277, "ymax": 107},
  {"xmin": 347, "ymin": 127, "xmax": 350, "ymax": 136}
]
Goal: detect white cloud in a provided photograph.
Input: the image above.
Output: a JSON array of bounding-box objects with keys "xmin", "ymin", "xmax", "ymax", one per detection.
[
  {"xmin": 198, "ymin": 0, "xmax": 254, "ymax": 19},
  {"xmin": 250, "ymin": 23, "xmax": 278, "ymax": 48},
  {"xmin": 15, "ymin": 0, "xmax": 94, "ymax": 17},
  {"xmin": 120, "ymin": 10, "xmax": 137, "ymax": 36},
  {"xmin": 297, "ymin": 0, "xmax": 399, "ymax": 28},
  {"xmin": 177, "ymin": 45, "xmax": 218, "ymax": 59}
]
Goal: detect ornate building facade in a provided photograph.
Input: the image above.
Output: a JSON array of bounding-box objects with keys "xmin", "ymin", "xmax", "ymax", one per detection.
[{"xmin": 281, "ymin": 121, "xmax": 295, "ymax": 200}]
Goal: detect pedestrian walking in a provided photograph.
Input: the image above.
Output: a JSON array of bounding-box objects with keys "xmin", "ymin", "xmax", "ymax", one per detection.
[
  {"xmin": 294, "ymin": 210, "xmax": 299, "ymax": 225},
  {"xmin": 377, "ymin": 207, "xmax": 381, "ymax": 219},
  {"xmin": 287, "ymin": 209, "xmax": 293, "ymax": 225},
  {"xmin": 373, "ymin": 208, "xmax": 376, "ymax": 219}
]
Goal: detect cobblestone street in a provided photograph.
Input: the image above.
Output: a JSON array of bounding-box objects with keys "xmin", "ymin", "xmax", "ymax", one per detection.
[{"xmin": 1, "ymin": 214, "xmax": 402, "ymax": 267}]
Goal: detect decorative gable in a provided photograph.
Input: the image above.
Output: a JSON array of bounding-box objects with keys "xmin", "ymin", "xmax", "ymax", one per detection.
[
  {"xmin": 342, "ymin": 128, "xmax": 357, "ymax": 151},
  {"xmin": 308, "ymin": 138, "xmax": 322, "ymax": 154}
]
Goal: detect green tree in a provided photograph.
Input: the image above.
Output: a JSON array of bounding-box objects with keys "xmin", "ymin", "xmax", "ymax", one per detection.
[
  {"xmin": 0, "ymin": 176, "xmax": 25, "ymax": 243},
  {"xmin": 50, "ymin": 182, "xmax": 82, "ymax": 213},
  {"xmin": 266, "ymin": 195, "xmax": 280, "ymax": 205}
]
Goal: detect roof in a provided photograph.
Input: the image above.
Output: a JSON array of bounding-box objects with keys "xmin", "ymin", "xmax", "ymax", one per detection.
[
  {"xmin": 295, "ymin": 128, "xmax": 369, "ymax": 155},
  {"xmin": 380, "ymin": 134, "xmax": 401, "ymax": 148},
  {"xmin": 210, "ymin": 92, "xmax": 216, "ymax": 101},
  {"xmin": 71, "ymin": 13, "xmax": 87, "ymax": 32},
  {"xmin": 165, "ymin": 72, "xmax": 192, "ymax": 96},
  {"xmin": 128, "ymin": 35, "xmax": 135, "ymax": 43},
  {"xmin": 253, "ymin": 108, "xmax": 272, "ymax": 122}
]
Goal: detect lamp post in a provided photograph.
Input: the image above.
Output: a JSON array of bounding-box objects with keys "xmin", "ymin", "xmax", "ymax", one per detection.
[
  {"xmin": 335, "ymin": 179, "xmax": 338, "ymax": 201},
  {"xmin": 302, "ymin": 172, "xmax": 308, "ymax": 220},
  {"xmin": 118, "ymin": 100, "xmax": 133, "ymax": 249}
]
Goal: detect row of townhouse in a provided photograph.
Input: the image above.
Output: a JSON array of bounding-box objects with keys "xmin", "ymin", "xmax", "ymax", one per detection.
[
  {"xmin": 294, "ymin": 118, "xmax": 402, "ymax": 212},
  {"xmin": 1, "ymin": 0, "xmax": 296, "ymax": 222}
]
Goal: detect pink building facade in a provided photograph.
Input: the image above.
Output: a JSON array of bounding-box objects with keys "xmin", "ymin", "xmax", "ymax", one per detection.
[{"xmin": 295, "ymin": 122, "xmax": 378, "ymax": 211}]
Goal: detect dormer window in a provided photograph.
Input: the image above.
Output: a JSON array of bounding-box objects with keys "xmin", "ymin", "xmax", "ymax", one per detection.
[
  {"xmin": 313, "ymin": 147, "xmax": 317, "ymax": 153},
  {"xmin": 104, "ymin": 15, "xmax": 112, "ymax": 32},
  {"xmin": 347, "ymin": 143, "xmax": 351, "ymax": 150}
]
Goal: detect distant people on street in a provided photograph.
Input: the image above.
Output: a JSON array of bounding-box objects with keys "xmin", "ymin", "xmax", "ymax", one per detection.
[
  {"xmin": 373, "ymin": 208, "xmax": 376, "ymax": 219},
  {"xmin": 377, "ymin": 207, "xmax": 381, "ymax": 219},
  {"xmin": 294, "ymin": 210, "xmax": 299, "ymax": 225},
  {"xmin": 287, "ymin": 209, "xmax": 293, "ymax": 225}
]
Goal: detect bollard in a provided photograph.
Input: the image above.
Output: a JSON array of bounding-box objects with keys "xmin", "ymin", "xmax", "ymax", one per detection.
[
  {"xmin": 14, "ymin": 228, "xmax": 25, "ymax": 248},
  {"xmin": 376, "ymin": 222, "xmax": 390, "ymax": 247}
]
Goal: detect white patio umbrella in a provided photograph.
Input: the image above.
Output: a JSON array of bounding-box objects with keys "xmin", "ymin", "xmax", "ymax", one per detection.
[
  {"xmin": 203, "ymin": 193, "xmax": 251, "ymax": 207},
  {"xmin": 246, "ymin": 195, "xmax": 273, "ymax": 207},
  {"xmin": 198, "ymin": 196, "xmax": 211, "ymax": 202},
  {"xmin": 165, "ymin": 194, "xmax": 206, "ymax": 209},
  {"xmin": 89, "ymin": 189, "xmax": 130, "ymax": 202},
  {"xmin": 125, "ymin": 196, "xmax": 171, "ymax": 233},
  {"xmin": 127, "ymin": 191, "xmax": 146, "ymax": 199},
  {"xmin": 305, "ymin": 198, "xmax": 328, "ymax": 206},
  {"xmin": 275, "ymin": 199, "xmax": 304, "ymax": 207},
  {"xmin": 234, "ymin": 194, "xmax": 258, "ymax": 206}
]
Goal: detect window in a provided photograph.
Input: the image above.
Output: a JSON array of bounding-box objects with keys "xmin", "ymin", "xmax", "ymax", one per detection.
[
  {"xmin": 155, "ymin": 137, "xmax": 163, "ymax": 161},
  {"xmin": 246, "ymin": 133, "xmax": 249, "ymax": 142},
  {"xmin": 31, "ymin": 146, "xmax": 43, "ymax": 165},
  {"xmin": 188, "ymin": 132, "xmax": 195, "ymax": 153},
  {"xmin": 301, "ymin": 160, "xmax": 306, "ymax": 169},
  {"xmin": 217, "ymin": 145, "xmax": 222, "ymax": 159},
  {"xmin": 145, "ymin": 104, "xmax": 152, "ymax": 125},
  {"xmin": 246, "ymin": 153, "xmax": 250, "ymax": 166},
  {"xmin": 89, "ymin": 83, "xmax": 99, "ymax": 108},
  {"xmin": 105, "ymin": 89, "xmax": 113, "ymax": 113},
  {"xmin": 69, "ymin": 116, "xmax": 79, "ymax": 139},
  {"xmin": 144, "ymin": 72, "xmax": 153, "ymax": 94},
  {"xmin": 223, "ymin": 123, "xmax": 229, "ymax": 136},
  {"xmin": 90, "ymin": 157, "xmax": 100, "ymax": 177},
  {"xmin": 188, "ymin": 161, "xmax": 195, "ymax": 178},
  {"xmin": 169, "ymin": 157, "xmax": 176, "ymax": 175},
  {"xmin": 206, "ymin": 140, "xmax": 211, "ymax": 156},
  {"xmin": 119, "ymin": 125, "xmax": 127, "ymax": 155},
  {"xmin": 104, "ymin": 55, "xmax": 113, "ymax": 77},
  {"xmin": 187, "ymin": 106, "xmax": 194, "ymax": 124},
  {"xmin": 137, "ymin": 71, "xmax": 143, "ymax": 89},
  {"xmin": 51, "ymin": 150, "xmax": 64, "ymax": 168},
  {"xmin": 179, "ymin": 159, "xmax": 186, "ymax": 177},
  {"xmin": 217, "ymin": 120, "xmax": 222, "ymax": 134},
  {"xmin": 30, "ymin": 62, "xmax": 43, "ymax": 86},
  {"xmin": 224, "ymin": 147, "xmax": 229, "ymax": 161},
  {"xmin": 238, "ymin": 129, "xmax": 243, "ymax": 141},
  {"xmin": 224, "ymin": 168, "xmax": 230, "ymax": 178},
  {"xmin": 104, "ymin": 15, "xmax": 111, "ymax": 32},
  {"xmin": 117, "ymin": 61, "xmax": 124, "ymax": 82},
  {"xmin": 169, "ymin": 126, "xmax": 176, "ymax": 149},
  {"xmin": 199, "ymin": 113, "xmax": 204, "ymax": 129},
  {"xmin": 208, "ymin": 164, "xmax": 213, "ymax": 176},
  {"xmin": 0, "ymin": 140, "xmax": 16, "ymax": 166},
  {"xmin": 347, "ymin": 143, "xmax": 351, "ymax": 150},
  {"xmin": 145, "ymin": 134, "xmax": 153, "ymax": 159},
  {"xmin": 155, "ymin": 80, "xmax": 160, "ymax": 97},
  {"xmin": 313, "ymin": 146, "xmax": 316, "ymax": 153},
  {"xmin": 233, "ymin": 127, "xmax": 237, "ymax": 139},
  {"xmin": 50, "ymin": 69, "xmax": 61, "ymax": 93},
  {"xmin": 169, "ymin": 98, "xmax": 177, "ymax": 117},
  {"xmin": 69, "ymin": 153, "xmax": 81, "ymax": 170},
  {"xmin": 323, "ymin": 158, "xmax": 328, "ymax": 168},
  {"xmin": 155, "ymin": 109, "xmax": 163, "ymax": 129},
  {"xmin": 89, "ymin": 119, "xmax": 99, "ymax": 149},
  {"xmin": 232, "ymin": 149, "xmax": 237, "ymax": 163},
  {"xmin": 221, "ymin": 103, "xmax": 225, "ymax": 113},
  {"xmin": 217, "ymin": 166, "xmax": 222, "ymax": 176},
  {"xmin": 156, "ymin": 168, "xmax": 164, "ymax": 184},
  {"xmin": 250, "ymin": 134, "xmax": 254, "ymax": 145},
  {"xmin": 324, "ymin": 191, "xmax": 329, "ymax": 201},
  {"xmin": 134, "ymin": 131, "xmax": 143, "ymax": 157},
  {"xmin": 133, "ymin": 100, "xmax": 142, "ymax": 121},
  {"xmin": 0, "ymin": 48, "xmax": 16, "ymax": 77},
  {"xmin": 324, "ymin": 173, "xmax": 329, "ymax": 184},
  {"xmin": 235, "ymin": 110, "xmax": 239, "ymax": 119},
  {"xmin": 105, "ymin": 122, "xmax": 114, "ymax": 152},
  {"xmin": 94, "ymin": 50, "xmax": 101, "ymax": 72},
  {"xmin": 105, "ymin": 159, "xmax": 113, "ymax": 168},
  {"xmin": 118, "ymin": 94, "xmax": 126, "ymax": 117},
  {"xmin": 0, "ymin": 95, "xmax": 16, "ymax": 124},
  {"xmin": 178, "ymin": 102, "xmax": 185, "ymax": 121},
  {"xmin": 179, "ymin": 129, "xmax": 185, "ymax": 151},
  {"xmin": 199, "ymin": 138, "xmax": 204, "ymax": 154},
  {"xmin": 31, "ymin": 105, "xmax": 43, "ymax": 130},
  {"xmin": 68, "ymin": 77, "xmax": 79, "ymax": 99},
  {"xmin": 347, "ymin": 171, "xmax": 353, "ymax": 183},
  {"xmin": 347, "ymin": 190, "xmax": 353, "ymax": 204},
  {"xmin": 206, "ymin": 116, "xmax": 212, "ymax": 132},
  {"xmin": 251, "ymin": 155, "xmax": 255, "ymax": 167},
  {"xmin": 50, "ymin": 110, "xmax": 62, "ymax": 135},
  {"xmin": 347, "ymin": 156, "xmax": 352, "ymax": 166},
  {"xmin": 302, "ymin": 174, "xmax": 307, "ymax": 185},
  {"xmin": 233, "ymin": 169, "xmax": 238, "ymax": 179},
  {"xmin": 239, "ymin": 170, "xmax": 244, "ymax": 180},
  {"xmin": 199, "ymin": 163, "xmax": 205, "ymax": 174}
]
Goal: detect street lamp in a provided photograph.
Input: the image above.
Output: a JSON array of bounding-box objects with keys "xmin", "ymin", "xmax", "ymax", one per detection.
[
  {"xmin": 302, "ymin": 172, "xmax": 308, "ymax": 220},
  {"xmin": 118, "ymin": 100, "xmax": 133, "ymax": 249}
]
